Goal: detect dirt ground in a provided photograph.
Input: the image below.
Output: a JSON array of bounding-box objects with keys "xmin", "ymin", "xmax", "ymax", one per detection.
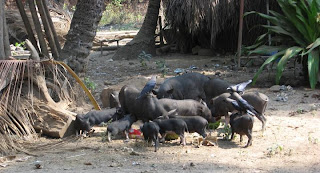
[{"xmin": 2, "ymin": 45, "xmax": 320, "ymax": 173}]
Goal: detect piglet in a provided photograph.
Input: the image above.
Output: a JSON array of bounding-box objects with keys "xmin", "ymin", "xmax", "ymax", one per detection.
[
  {"xmin": 107, "ymin": 114, "xmax": 136, "ymax": 142},
  {"xmin": 75, "ymin": 108, "xmax": 123, "ymax": 136},
  {"xmin": 140, "ymin": 121, "xmax": 160, "ymax": 152},
  {"xmin": 168, "ymin": 115, "xmax": 208, "ymax": 138},
  {"xmin": 229, "ymin": 112, "xmax": 254, "ymax": 148},
  {"xmin": 153, "ymin": 118, "xmax": 188, "ymax": 146}
]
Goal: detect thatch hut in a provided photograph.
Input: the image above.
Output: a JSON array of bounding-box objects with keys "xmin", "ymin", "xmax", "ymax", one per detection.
[{"xmin": 162, "ymin": 0, "xmax": 280, "ymax": 53}]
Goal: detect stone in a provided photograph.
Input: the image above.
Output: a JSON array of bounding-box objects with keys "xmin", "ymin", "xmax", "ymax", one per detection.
[{"xmin": 269, "ymin": 85, "xmax": 281, "ymax": 92}]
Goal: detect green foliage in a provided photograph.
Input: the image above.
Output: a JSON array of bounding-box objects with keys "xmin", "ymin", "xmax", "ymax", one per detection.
[
  {"xmin": 84, "ymin": 77, "xmax": 97, "ymax": 92},
  {"xmin": 266, "ymin": 143, "xmax": 284, "ymax": 157},
  {"xmin": 99, "ymin": 0, "xmax": 145, "ymax": 30},
  {"xmin": 208, "ymin": 120, "xmax": 221, "ymax": 130},
  {"xmin": 15, "ymin": 41, "xmax": 25, "ymax": 49},
  {"xmin": 138, "ymin": 51, "xmax": 152, "ymax": 67},
  {"xmin": 218, "ymin": 123, "xmax": 232, "ymax": 140},
  {"xmin": 246, "ymin": 0, "xmax": 320, "ymax": 89},
  {"xmin": 155, "ymin": 60, "xmax": 169, "ymax": 77}
]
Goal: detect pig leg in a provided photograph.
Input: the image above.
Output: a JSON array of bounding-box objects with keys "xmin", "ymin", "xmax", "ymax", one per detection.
[
  {"xmin": 199, "ymin": 129, "xmax": 207, "ymax": 138},
  {"xmin": 160, "ymin": 133, "xmax": 167, "ymax": 143},
  {"xmin": 179, "ymin": 133, "xmax": 186, "ymax": 146},
  {"xmin": 124, "ymin": 130, "xmax": 130, "ymax": 142},
  {"xmin": 240, "ymin": 135, "xmax": 243, "ymax": 143},
  {"xmin": 255, "ymin": 114, "xmax": 266, "ymax": 131},
  {"xmin": 76, "ymin": 130, "xmax": 80, "ymax": 136},
  {"xmin": 244, "ymin": 130, "xmax": 252, "ymax": 148},
  {"xmin": 107, "ymin": 131, "xmax": 112, "ymax": 142},
  {"xmin": 225, "ymin": 114, "xmax": 230, "ymax": 128},
  {"xmin": 230, "ymin": 130, "xmax": 235, "ymax": 141},
  {"xmin": 154, "ymin": 136, "xmax": 159, "ymax": 152}
]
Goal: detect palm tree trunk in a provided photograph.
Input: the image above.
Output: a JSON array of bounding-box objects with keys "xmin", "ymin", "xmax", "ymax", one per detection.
[
  {"xmin": 59, "ymin": 0, "xmax": 105, "ymax": 73},
  {"xmin": 112, "ymin": 0, "xmax": 161, "ymax": 60}
]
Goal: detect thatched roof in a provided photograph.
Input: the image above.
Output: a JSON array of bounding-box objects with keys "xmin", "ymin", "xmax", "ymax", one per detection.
[{"xmin": 163, "ymin": 0, "xmax": 280, "ymax": 52}]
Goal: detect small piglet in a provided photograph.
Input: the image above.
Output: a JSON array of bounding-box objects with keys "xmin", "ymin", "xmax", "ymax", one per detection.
[
  {"xmin": 75, "ymin": 108, "xmax": 122, "ymax": 135},
  {"xmin": 168, "ymin": 115, "xmax": 208, "ymax": 138},
  {"xmin": 140, "ymin": 121, "xmax": 160, "ymax": 152},
  {"xmin": 153, "ymin": 118, "xmax": 187, "ymax": 146},
  {"xmin": 229, "ymin": 112, "xmax": 254, "ymax": 148},
  {"xmin": 107, "ymin": 114, "xmax": 136, "ymax": 142}
]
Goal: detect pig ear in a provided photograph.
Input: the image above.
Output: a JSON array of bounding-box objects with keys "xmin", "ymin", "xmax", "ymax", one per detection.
[
  {"xmin": 167, "ymin": 109, "xmax": 177, "ymax": 116},
  {"xmin": 152, "ymin": 89, "xmax": 158, "ymax": 95},
  {"xmin": 167, "ymin": 88, "xmax": 174, "ymax": 94}
]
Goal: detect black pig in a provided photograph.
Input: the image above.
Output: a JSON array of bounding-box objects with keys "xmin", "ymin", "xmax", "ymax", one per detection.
[
  {"xmin": 229, "ymin": 112, "xmax": 254, "ymax": 148},
  {"xmin": 140, "ymin": 121, "xmax": 160, "ymax": 152}
]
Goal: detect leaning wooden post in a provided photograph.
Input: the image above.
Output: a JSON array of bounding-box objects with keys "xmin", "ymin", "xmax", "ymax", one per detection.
[
  {"xmin": 42, "ymin": 0, "xmax": 62, "ymax": 54},
  {"xmin": 28, "ymin": 0, "xmax": 49, "ymax": 58},
  {"xmin": 36, "ymin": 0, "xmax": 59, "ymax": 59},
  {"xmin": 3, "ymin": 9, "xmax": 11, "ymax": 59},
  {"xmin": 237, "ymin": 0, "xmax": 245, "ymax": 68},
  {"xmin": 15, "ymin": 0, "xmax": 40, "ymax": 53}
]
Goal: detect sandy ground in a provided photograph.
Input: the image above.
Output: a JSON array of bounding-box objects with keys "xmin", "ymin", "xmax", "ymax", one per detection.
[{"xmin": 1, "ymin": 49, "xmax": 320, "ymax": 173}]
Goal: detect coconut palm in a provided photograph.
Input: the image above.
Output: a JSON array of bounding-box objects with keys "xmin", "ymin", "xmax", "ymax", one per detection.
[
  {"xmin": 60, "ymin": 0, "xmax": 105, "ymax": 73},
  {"xmin": 113, "ymin": 0, "xmax": 161, "ymax": 60}
]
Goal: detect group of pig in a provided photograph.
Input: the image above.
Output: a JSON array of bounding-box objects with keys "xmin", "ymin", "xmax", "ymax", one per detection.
[{"xmin": 75, "ymin": 72, "xmax": 269, "ymax": 151}]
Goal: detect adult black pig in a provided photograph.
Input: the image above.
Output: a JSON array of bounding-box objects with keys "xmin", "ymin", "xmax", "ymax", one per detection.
[
  {"xmin": 119, "ymin": 85, "xmax": 170, "ymax": 122},
  {"xmin": 155, "ymin": 72, "xmax": 209, "ymax": 101},
  {"xmin": 203, "ymin": 78, "xmax": 231, "ymax": 104},
  {"xmin": 158, "ymin": 98, "xmax": 212, "ymax": 122}
]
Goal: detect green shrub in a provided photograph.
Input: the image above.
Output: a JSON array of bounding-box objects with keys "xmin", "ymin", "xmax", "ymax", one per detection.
[{"xmin": 246, "ymin": 0, "xmax": 320, "ymax": 89}]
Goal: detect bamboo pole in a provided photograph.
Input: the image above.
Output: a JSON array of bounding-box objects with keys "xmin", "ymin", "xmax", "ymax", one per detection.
[{"xmin": 237, "ymin": 0, "xmax": 245, "ymax": 68}]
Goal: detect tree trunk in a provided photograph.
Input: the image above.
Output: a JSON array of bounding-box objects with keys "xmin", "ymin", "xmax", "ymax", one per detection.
[
  {"xmin": 0, "ymin": 0, "xmax": 5, "ymax": 59},
  {"xmin": 0, "ymin": 0, "xmax": 11, "ymax": 59},
  {"xmin": 112, "ymin": 0, "xmax": 161, "ymax": 60},
  {"xmin": 59, "ymin": 0, "xmax": 105, "ymax": 73}
]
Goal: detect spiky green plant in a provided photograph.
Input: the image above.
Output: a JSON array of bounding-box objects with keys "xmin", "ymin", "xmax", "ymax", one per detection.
[{"xmin": 246, "ymin": 0, "xmax": 320, "ymax": 89}]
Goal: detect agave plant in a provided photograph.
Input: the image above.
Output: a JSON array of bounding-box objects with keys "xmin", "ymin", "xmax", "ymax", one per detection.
[{"xmin": 246, "ymin": 0, "xmax": 320, "ymax": 89}]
